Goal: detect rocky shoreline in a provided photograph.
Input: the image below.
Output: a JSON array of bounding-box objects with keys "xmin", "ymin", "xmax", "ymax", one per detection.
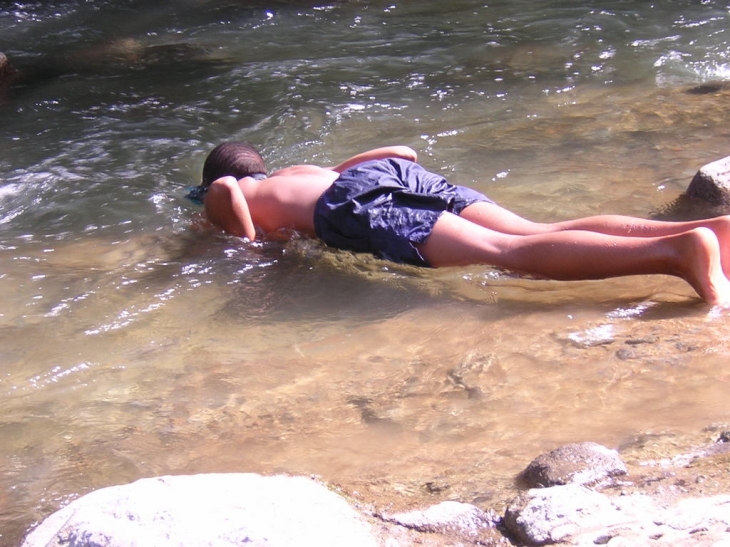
[
  {"xmin": 22, "ymin": 426, "xmax": 730, "ymax": 547},
  {"xmin": 502, "ymin": 431, "xmax": 730, "ymax": 546}
]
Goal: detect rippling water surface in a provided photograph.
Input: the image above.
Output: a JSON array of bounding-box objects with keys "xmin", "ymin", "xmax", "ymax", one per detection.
[{"xmin": 2, "ymin": 1, "xmax": 730, "ymax": 544}]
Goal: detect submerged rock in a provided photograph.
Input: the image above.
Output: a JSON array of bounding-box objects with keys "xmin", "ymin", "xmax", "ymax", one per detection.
[
  {"xmin": 22, "ymin": 474, "xmax": 379, "ymax": 547},
  {"xmin": 685, "ymin": 81, "xmax": 730, "ymax": 95},
  {"xmin": 69, "ymin": 38, "xmax": 220, "ymax": 70},
  {"xmin": 518, "ymin": 442, "xmax": 627, "ymax": 488},
  {"xmin": 2, "ymin": 38, "xmax": 229, "ymax": 104}
]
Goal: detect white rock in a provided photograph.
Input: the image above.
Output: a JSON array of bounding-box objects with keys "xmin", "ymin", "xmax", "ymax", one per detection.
[
  {"xmin": 505, "ymin": 485, "xmax": 730, "ymax": 546},
  {"xmin": 383, "ymin": 500, "xmax": 499, "ymax": 543},
  {"xmin": 504, "ymin": 484, "xmax": 619, "ymax": 545},
  {"xmin": 22, "ymin": 474, "xmax": 378, "ymax": 547}
]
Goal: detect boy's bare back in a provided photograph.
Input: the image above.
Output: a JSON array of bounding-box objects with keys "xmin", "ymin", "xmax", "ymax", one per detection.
[
  {"xmin": 244, "ymin": 165, "xmax": 339, "ymax": 235},
  {"xmin": 203, "ymin": 164, "xmax": 337, "ymax": 239}
]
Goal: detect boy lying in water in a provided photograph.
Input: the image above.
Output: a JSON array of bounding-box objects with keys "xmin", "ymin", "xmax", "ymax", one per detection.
[{"xmin": 188, "ymin": 141, "xmax": 730, "ymax": 306}]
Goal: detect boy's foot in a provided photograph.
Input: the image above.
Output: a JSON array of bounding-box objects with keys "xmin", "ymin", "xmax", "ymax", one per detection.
[{"xmin": 681, "ymin": 227, "xmax": 730, "ymax": 306}]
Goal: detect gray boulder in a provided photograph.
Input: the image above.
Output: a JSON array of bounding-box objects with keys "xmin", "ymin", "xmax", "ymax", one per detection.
[
  {"xmin": 22, "ymin": 474, "xmax": 378, "ymax": 547},
  {"xmin": 686, "ymin": 155, "xmax": 730, "ymax": 205},
  {"xmin": 518, "ymin": 442, "xmax": 627, "ymax": 488}
]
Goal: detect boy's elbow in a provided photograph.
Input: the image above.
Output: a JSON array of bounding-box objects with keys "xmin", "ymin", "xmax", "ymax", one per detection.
[
  {"xmin": 204, "ymin": 180, "xmax": 252, "ymax": 239},
  {"xmin": 205, "ymin": 177, "xmax": 235, "ymax": 204},
  {"xmin": 397, "ymin": 146, "xmax": 417, "ymax": 162},
  {"xmin": 210, "ymin": 176, "xmax": 239, "ymax": 191}
]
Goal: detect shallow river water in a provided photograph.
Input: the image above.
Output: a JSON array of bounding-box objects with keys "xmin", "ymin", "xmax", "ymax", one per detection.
[{"xmin": 2, "ymin": 1, "xmax": 730, "ymax": 544}]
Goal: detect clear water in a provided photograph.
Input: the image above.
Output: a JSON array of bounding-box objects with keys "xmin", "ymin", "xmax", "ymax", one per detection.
[{"xmin": 2, "ymin": 1, "xmax": 730, "ymax": 544}]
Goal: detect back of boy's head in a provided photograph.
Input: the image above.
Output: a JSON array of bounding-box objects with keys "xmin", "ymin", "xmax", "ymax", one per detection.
[{"xmin": 202, "ymin": 141, "xmax": 267, "ymax": 187}]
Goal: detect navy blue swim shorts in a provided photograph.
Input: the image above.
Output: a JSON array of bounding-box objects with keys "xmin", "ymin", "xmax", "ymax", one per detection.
[{"xmin": 313, "ymin": 158, "xmax": 492, "ymax": 266}]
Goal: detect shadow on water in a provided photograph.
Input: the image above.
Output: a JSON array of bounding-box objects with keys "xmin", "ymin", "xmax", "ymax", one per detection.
[
  {"xmin": 207, "ymin": 230, "xmax": 696, "ymax": 327},
  {"xmin": 223, "ymin": 255, "xmax": 431, "ymax": 325},
  {"xmin": 653, "ymin": 193, "xmax": 730, "ymax": 222}
]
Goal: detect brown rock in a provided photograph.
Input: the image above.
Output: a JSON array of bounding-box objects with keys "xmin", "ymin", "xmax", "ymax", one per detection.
[{"xmin": 517, "ymin": 442, "xmax": 627, "ymax": 488}]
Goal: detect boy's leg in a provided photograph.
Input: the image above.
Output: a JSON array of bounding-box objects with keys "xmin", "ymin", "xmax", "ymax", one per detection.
[
  {"xmin": 459, "ymin": 202, "xmax": 730, "ymax": 275},
  {"xmin": 418, "ymin": 212, "xmax": 730, "ymax": 305}
]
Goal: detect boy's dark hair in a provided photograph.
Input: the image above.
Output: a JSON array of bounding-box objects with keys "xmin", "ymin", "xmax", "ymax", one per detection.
[{"xmin": 201, "ymin": 141, "xmax": 267, "ymax": 187}]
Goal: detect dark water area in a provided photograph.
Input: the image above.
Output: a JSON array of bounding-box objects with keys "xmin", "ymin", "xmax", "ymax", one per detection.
[{"xmin": 2, "ymin": 1, "xmax": 730, "ymax": 545}]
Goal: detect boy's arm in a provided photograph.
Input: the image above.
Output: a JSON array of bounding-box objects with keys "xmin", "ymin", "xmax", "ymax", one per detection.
[
  {"xmin": 203, "ymin": 176, "xmax": 257, "ymax": 240},
  {"xmin": 331, "ymin": 146, "xmax": 417, "ymax": 173}
]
